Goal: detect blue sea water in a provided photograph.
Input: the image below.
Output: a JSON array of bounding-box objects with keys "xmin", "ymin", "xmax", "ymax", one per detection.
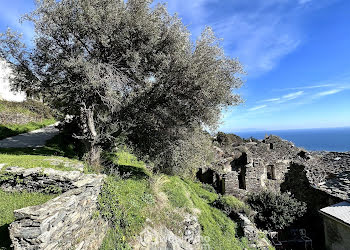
[{"xmin": 234, "ymin": 127, "xmax": 350, "ymax": 152}]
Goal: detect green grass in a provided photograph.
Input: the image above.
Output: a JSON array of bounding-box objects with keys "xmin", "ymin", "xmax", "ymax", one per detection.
[
  {"xmin": 161, "ymin": 176, "xmax": 249, "ymax": 250},
  {"xmin": 98, "ymin": 176, "xmax": 154, "ymax": 250},
  {"xmin": 0, "ymin": 133, "xmax": 83, "ymax": 160},
  {"xmin": 0, "ymin": 190, "xmax": 56, "ymax": 249},
  {"xmin": 98, "ymin": 149, "xmax": 252, "ymax": 250},
  {"xmin": 0, "ymin": 118, "xmax": 56, "ymax": 140},
  {"xmin": 105, "ymin": 149, "xmax": 152, "ymax": 178},
  {"xmin": 0, "ymin": 154, "xmax": 84, "ymax": 172}
]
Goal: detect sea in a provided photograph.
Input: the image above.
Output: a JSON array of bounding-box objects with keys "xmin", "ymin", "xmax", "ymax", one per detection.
[{"xmin": 234, "ymin": 127, "xmax": 350, "ymax": 152}]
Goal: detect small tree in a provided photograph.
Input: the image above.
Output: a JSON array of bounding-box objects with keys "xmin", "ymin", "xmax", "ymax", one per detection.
[
  {"xmin": 247, "ymin": 191, "xmax": 307, "ymax": 231},
  {"xmin": 0, "ymin": 0, "xmax": 243, "ymax": 169}
]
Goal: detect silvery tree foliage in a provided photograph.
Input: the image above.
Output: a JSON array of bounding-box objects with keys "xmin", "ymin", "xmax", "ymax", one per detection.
[{"xmin": 0, "ymin": 0, "xmax": 243, "ymax": 172}]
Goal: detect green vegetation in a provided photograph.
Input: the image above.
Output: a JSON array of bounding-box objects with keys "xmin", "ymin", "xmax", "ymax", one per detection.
[
  {"xmin": 98, "ymin": 150, "xmax": 251, "ymax": 250},
  {"xmin": 0, "ymin": 100, "xmax": 53, "ymax": 119},
  {"xmin": 212, "ymin": 195, "xmax": 252, "ymax": 218},
  {"xmin": 99, "ymin": 177, "xmax": 154, "ymax": 250},
  {"xmin": 107, "ymin": 149, "xmax": 152, "ymax": 178},
  {"xmin": 0, "ymin": 118, "xmax": 56, "ymax": 140},
  {"xmin": 0, "ymin": 133, "xmax": 83, "ymax": 160},
  {"xmin": 0, "ymin": 154, "xmax": 83, "ymax": 172},
  {"xmin": 162, "ymin": 176, "xmax": 249, "ymax": 250},
  {"xmin": 247, "ymin": 190, "xmax": 307, "ymax": 230},
  {"xmin": 0, "ymin": 0, "xmax": 243, "ymax": 168},
  {"xmin": 0, "ymin": 190, "xmax": 56, "ymax": 249},
  {"xmin": 0, "ymin": 100, "xmax": 55, "ymax": 140}
]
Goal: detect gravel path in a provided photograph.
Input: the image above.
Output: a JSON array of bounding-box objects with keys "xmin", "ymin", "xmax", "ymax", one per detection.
[{"xmin": 0, "ymin": 123, "xmax": 59, "ymax": 148}]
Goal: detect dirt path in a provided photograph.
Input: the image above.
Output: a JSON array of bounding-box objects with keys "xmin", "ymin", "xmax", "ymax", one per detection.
[{"xmin": 0, "ymin": 123, "xmax": 59, "ymax": 148}]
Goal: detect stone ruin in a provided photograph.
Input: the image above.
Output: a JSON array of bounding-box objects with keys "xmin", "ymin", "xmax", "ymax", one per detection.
[
  {"xmin": 197, "ymin": 134, "xmax": 350, "ymax": 248},
  {"xmin": 0, "ymin": 164, "xmax": 107, "ymax": 250},
  {"xmin": 198, "ymin": 135, "xmax": 350, "ymax": 201}
]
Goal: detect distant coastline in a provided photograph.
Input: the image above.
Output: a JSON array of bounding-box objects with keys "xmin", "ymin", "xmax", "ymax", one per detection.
[{"xmin": 233, "ymin": 127, "xmax": 350, "ymax": 152}]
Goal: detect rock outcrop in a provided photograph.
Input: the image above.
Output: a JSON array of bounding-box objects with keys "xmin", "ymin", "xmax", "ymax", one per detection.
[{"xmin": 132, "ymin": 214, "xmax": 201, "ymax": 250}]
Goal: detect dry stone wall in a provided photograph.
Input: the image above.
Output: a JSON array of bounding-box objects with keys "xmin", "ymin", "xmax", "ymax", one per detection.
[{"xmin": 0, "ymin": 165, "xmax": 107, "ymax": 250}]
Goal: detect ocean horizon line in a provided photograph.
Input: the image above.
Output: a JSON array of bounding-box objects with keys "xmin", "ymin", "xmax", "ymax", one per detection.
[{"xmin": 229, "ymin": 126, "xmax": 350, "ymax": 134}]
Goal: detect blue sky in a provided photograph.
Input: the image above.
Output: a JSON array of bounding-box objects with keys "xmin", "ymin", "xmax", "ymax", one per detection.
[{"xmin": 1, "ymin": 0, "xmax": 350, "ymax": 132}]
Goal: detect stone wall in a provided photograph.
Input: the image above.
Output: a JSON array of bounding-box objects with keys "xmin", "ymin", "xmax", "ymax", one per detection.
[
  {"xmin": 0, "ymin": 112, "xmax": 39, "ymax": 125},
  {"xmin": 236, "ymin": 213, "xmax": 271, "ymax": 249},
  {"xmin": 322, "ymin": 215, "xmax": 350, "ymax": 250},
  {"xmin": 0, "ymin": 166, "xmax": 107, "ymax": 250}
]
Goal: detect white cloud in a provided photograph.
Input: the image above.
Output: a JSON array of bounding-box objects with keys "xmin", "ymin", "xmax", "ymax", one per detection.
[
  {"xmin": 208, "ymin": 1, "xmax": 303, "ymax": 75},
  {"xmin": 261, "ymin": 98, "xmax": 281, "ymax": 102},
  {"xmin": 275, "ymin": 84, "xmax": 336, "ymax": 91},
  {"xmin": 249, "ymin": 104, "xmax": 267, "ymax": 111},
  {"xmin": 314, "ymin": 89, "xmax": 343, "ymax": 97},
  {"xmin": 282, "ymin": 91, "xmax": 304, "ymax": 100},
  {"xmin": 154, "ymin": 0, "xmax": 306, "ymax": 75}
]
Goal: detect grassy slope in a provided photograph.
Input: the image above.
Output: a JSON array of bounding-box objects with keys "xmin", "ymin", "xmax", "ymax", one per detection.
[
  {"xmin": 0, "ymin": 154, "xmax": 83, "ymax": 171},
  {"xmin": 0, "ymin": 190, "xmax": 56, "ymax": 249},
  {"xmin": 0, "ymin": 133, "xmax": 86, "ymax": 172},
  {"xmin": 0, "ymin": 118, "xmax": 56, "ymax": 140},
  {"xmin": 0, "ymin": 100, "xmax": 56, "ymax": 140},
  {"xmin": 99, "ymin": 150, "xmax": 251, "ymax": 250}
]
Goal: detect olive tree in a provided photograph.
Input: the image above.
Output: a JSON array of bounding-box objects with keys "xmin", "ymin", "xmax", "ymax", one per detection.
[{"xmin": 0, "ymin": 0, "xmax": 243, "ymax": 169}]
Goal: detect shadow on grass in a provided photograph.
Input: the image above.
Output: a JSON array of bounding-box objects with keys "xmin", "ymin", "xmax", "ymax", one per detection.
[
  {"xmin": 0, "ymin": 223, "xmax": 11, "ymax": 250},
  {"xmin": 0, "ymin": 119, "xmax": 56, "ymax": 141},
  {"xmin": 103, "ymin": 163, "xmax": 151, "ymax": 180},
  {"xmin": 0, "ymin": 126, "xmax": 20, "ymax": 141},
  {"xmin": 0, "ymin": 133, "xmax": 83, "ymax": 159}
]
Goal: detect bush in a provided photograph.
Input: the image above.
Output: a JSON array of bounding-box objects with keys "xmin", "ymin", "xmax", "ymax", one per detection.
[
  {"xmin": 212, "ymin": 195, "xmax": 252, "ymax": 218},
  {"xmin": 247, "ymin": 191, "xmax": 307, "ymax": 230},
  {"xmin": 216, "ymin": 132, "xmax": 244, "ymax": 148},
  {"xmin": 161, "ymin": 127, "xmax": 214, "ymax": 177}
]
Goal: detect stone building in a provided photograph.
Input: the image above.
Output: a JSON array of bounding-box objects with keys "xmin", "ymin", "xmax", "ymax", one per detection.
[
  {"xmin": 320, "ymin": 201, "xmax": 350, "ymax": 250},
  {"xmin": 197, "ymin": 134, "xmax": 350, "ymax": 249}
]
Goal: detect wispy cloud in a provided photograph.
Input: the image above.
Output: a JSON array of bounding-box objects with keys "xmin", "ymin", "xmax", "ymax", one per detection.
[
  {"xmin": 259, "ymin": 91, "xmax": 304, "ymax": 104},
  {"xmin": 260, "ymin": 97, "xmax": 281, "ymax": 102},
  {"xmin": 314, "ymin": 89, "xmax": 343, "ymax": 97},
  {"xmin": 275, "ymin": 84, "xmax": 336, "ymax": 91},
  {"xmin": 249, "ymin": 105, "xmax": 267, "ymax": 111},
  {"xmin": 154, "ymin": 0, "xmax": 312, "ymax": 75},
  {"xmin": 282, "ymin": 91, "xmax": 304, "ymax": 100},
  {"xmin": 211, "ymin": 2, "xmax": 302, "ymax": 75}
]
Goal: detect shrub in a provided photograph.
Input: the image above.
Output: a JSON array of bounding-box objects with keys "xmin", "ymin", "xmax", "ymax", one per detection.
[
  {"xmin": 247, "ymin": 191, "xmax": 307, "ymax": 230},
  {"xmin": 212, "ymin": 195, "xmax": 252, "ymax": 218},
  {"xmin": 216, "ymin": 132, "xmax": 244, "ymax": 147}
]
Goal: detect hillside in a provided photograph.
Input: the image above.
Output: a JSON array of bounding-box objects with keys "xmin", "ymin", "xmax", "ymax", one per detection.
[
  {"xmin": 0, "ymin": 100, "xmax": 55, "ymax": 140},
  {"xmin": 0, "ymin": 136, "xmax": 271, "ymax": 249}
]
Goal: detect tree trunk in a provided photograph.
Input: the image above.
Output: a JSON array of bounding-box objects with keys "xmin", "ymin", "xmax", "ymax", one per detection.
[
  {"xmin": 88, "ymin": 143, "xmax": 102, "ymax": 168},
  {"xmin": 82, "ymin": 105, "xmax": 102, "ymax": 170}
]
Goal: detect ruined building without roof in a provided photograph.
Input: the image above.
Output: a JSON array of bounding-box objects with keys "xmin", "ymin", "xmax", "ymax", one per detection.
[{"xmin": 197, "ymin": 134, "xmax": 350, "ymax": 249}]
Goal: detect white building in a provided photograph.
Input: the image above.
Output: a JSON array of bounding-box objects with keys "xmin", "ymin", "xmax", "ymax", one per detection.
[
  {"xmin": 0, "ymin": 59, "xmax": 26, "ymax": 102},
  {"xmin": 320, "ymin": 201, "xmax": 350, "ymax": 250}
]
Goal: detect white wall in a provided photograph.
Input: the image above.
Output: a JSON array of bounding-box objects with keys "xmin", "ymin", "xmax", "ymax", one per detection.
[{"xmin": 0, "ymin": 59, "xmax": 26, "ymax": 102}]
